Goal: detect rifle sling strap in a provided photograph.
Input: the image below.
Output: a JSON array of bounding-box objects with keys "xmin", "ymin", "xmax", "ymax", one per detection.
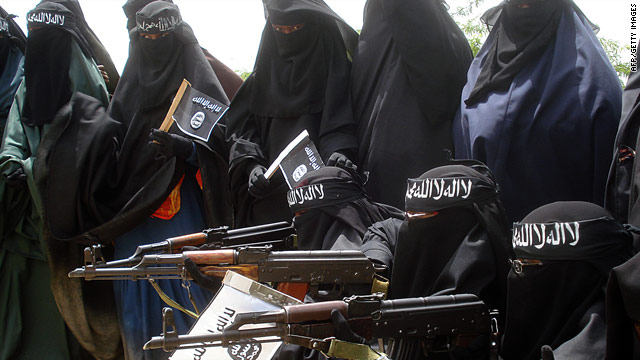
[
  {"xmin": 148, "ymin": 279, "xmax": 199, "ymax": 319},
  {"xmin": 325, "ymin": 339, "xmax": 389, "ymax": 360}
]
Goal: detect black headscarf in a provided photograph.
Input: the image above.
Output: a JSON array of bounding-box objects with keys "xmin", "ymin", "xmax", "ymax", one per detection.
[
  {"xmin": 42, "ymin": 0, "xmax": 120, "ymax": 93},
  {"xmin": 0, "ymin": 6, "xmax": 26, "ymax": 53},
  {"xmin": 123, "ymin": 0, "xmax": 173, "ymax": 31},
  {"xmin": 501, "ymin": 201, "xmax": 634, "ymax": 360},
  {"xmin": 22, "ymin": 3, "xmax": 76, "ymax": 127},
  {"xmin": 289, "ymin": 166, "xmax": 403, "ymax": 250},
  {"xmin": 466, "ymin": 0, "xmax": 567, "ymax": 105},
  {"xmin": 248, "ymin": 0, "xmax": 357, "ymax": 118},
  {"xmin": 0, "ymin": 10, "xmax": 25, "ymax": 71}
]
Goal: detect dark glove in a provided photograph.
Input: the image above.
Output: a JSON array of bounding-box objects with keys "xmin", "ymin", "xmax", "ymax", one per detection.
[
  {"xmin": 148, "ymin": 129, "xmax": 194, "ymax": 160},
  {"xmin": 184, "ymin": 258, "xmax": 222, "ymax": 293},
  {"xmin": 248, "ymin": 164, "xmax": 270, "ymax": 198},
  {"xmin": 330, "ymin": 308, "xmax": 366, "ymax": 344},
  {"xmin": 5, "ymin": 167, "xmax": 27, "ymax": 188},
  {"xmin": 326, "ymin": 152, "xmax": 356, "ymax": 171}
]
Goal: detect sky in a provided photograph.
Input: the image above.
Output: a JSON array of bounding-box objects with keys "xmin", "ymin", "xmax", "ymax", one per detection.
[{"xmin": 2, "ymin": 0, "xmax": 632, "ymax": 74}]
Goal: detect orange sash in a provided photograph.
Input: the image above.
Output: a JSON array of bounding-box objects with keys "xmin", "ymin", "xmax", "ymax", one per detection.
[{"xmin": 151, "ymin": 175, "xmax": 185, "ymax": 220}]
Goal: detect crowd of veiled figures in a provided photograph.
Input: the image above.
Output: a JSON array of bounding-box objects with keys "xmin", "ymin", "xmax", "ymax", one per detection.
[{"xmin": 0, "ymin": 0, "xmax": 638, "ymax": 360}]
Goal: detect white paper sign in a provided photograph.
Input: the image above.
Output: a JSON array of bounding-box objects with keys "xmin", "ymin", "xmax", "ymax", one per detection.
[{"xmin": 170, "ymin": 271, "xmax": 302, "ymax": 360}]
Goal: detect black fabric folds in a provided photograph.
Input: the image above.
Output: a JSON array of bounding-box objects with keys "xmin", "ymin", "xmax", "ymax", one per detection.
[
  {"xmin": 605, "ymin": 252, "xmax": 640, "ymax": 359},
  {"xmin": 0, "ymin": 7, "xmax": 26, "ymax": 53},
  {"xmin": 291, "ymin": 166, "xmax": 403, "ymax": 250},
  {"xmin": 351, "ymin": 0, "xmax": 473, "ymax": 208},
  {"xmin": 42, "ymin": 0, "xmax": 120, "ymax": 93},
  {"xmin": 225, "ymin": 0, "xmax": 358, "ymax": 227},
  {"xmin": 39, "ymin": 1, "xmax": 232, "ymax": 244},
  {"xmin": 501, "ymin": 201, "xmax": 634, "ymax": 360},
  {"xmin": 23, "ymin": 26, "xmax": 72, "ymax": 127},
  {"xmin": 606, "ymin": 71, "xmax": 640, "ymax": 226},
  {"xmin": 466, "ymin": 0, "xmax": 566, "ymax": 105}
]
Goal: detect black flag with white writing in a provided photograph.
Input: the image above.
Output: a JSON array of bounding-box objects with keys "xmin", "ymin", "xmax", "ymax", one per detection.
[
  {"xmin": 172, "ymin": 85, "xmax": 228, "ymax": 142},
  {"xmin": 278, "ymin": 133, "xmax": 325, "ymax": 189}
]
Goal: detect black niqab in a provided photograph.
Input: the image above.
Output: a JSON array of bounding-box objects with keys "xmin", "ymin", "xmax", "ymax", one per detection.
[
  {"xmin": 23, "ymin": 3, "xmax": 74, "ymax": 127},
  {"xmin": 466, "ymin": 0, "xmax": 566, "ymax": 105},
  {"xmin": 389, "ymin": 163, "xmax": 511, "ymax": 303},
  {"xmin": 249, "ymin": 2, "xmax": 354, "ymax": 118},
  {"xmin": 42, "ymin": 0, "xmax": 120, "ymax": 93},
  {"xmin": 502, "ymin": 201, "xmax": 634, "ymax": 360},
  {"xmin": 373, "ymin": 162, "xmax": 511, "ymax": 360}
]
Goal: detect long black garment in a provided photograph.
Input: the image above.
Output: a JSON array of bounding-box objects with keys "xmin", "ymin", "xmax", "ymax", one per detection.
[
  {"xmin": 351, "ymin": 0, "xmax": 472, "ymax": 209},
  {"xmin": 38, "ymin": 1, "xmax": 232, "ymax": 244},
  {"xmin": 361, "ymin": 161, "xmax": 512, "ymax": 360},
  {"xmin": 606, "ymin": 71, "xmax": 640, "ymax": 225},
  {"xmin": 502, "ymin": 201, "xmax": 634, "ymax": 360},
  {"xmin": 605, "ymin": 252, "xmax": 640, "ymax": 359},
  {"xmin": 225, "ymin": 0, "xmax": 358, "ymax": 227}
]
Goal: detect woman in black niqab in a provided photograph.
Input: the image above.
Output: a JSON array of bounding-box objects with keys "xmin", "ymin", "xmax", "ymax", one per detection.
[
  {"xmin": 501, "ymin": 201, "xmax": 634, "ymax": 360},
  {"xmin": 289, "ymin": 166, "xmax": 403, "ymax": 251},
  {"xmin": 226, "ymin": 0, "xmax": 358, "ymax": 228},
  {"xmin": 362, "ymin": 161, "xmax": 512, "ymax": 359}
]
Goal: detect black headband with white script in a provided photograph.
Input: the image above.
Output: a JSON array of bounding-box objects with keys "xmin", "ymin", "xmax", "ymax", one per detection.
[
  {"xmin": 512, "ymin": 216, "xmax": 632, "ymax": 260},
  {"xmin": 136, "ymin": 14, "xmax": 181, "ymax": 34},
  {"xmin": 288, "ymin": 181, "xmax": 364, "ymax": 213},
  {"xmin": 27, "ymin": 10, "xmax": 76, "ymax": 29},
  {"xmin": 405, "ymin": 176, "xmax": 498, "ymax": 212}
]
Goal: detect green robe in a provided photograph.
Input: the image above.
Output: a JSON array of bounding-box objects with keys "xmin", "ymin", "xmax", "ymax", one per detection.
[{"xmin": 0, "ymin": 41, "xmax": 109, "ymax": 360}]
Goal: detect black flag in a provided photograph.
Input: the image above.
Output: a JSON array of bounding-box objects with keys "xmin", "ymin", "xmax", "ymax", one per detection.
[{"xmin": 172, "ymin": 85, "xmax": 228, "ymax": 142}]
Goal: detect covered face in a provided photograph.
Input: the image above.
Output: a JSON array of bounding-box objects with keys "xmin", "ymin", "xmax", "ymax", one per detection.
[
  {"xmin": 288, "ymin": 166, "xmax": 401, "ymax": 250},
  {"xmin": 502, "ymin": 201, "xmax": 634, "ymax": 360},
  {"xmin": 267, "ymin": 9, "xmax": 316, "ymax": 57}
]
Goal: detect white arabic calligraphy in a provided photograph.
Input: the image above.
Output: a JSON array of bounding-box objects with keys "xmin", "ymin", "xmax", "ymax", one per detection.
[
  {"xmin": 28, "ymin": 12, "xmax": 65, "ymax": 26},
  {"xmin": 287, "ymin": 184, "xmax": 325, "ymax": 206},
  {"xmin": 405, "ymin": 178, "xmax": 473, "ymax": 201},
  {"xmin": 512, "ymin": 222, "xmax": 580, "ymax": 249}
]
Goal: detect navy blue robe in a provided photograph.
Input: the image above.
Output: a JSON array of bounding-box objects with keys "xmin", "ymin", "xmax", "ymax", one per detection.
[{"xmin": 453, "ymin": 7, "xmax": 621, "ymax": 222}]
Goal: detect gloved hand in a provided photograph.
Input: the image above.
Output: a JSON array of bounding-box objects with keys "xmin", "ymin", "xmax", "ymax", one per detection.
[
  {"xmin": 5, "ymin": 167, "xmax": 27, "ymax": 188},
  {"xmin": 148, "ymin": 129, "xmax": 194, "ymax": 160},
  {"xmin": 327, "ymin": 152, "xmax": 356, "ymax": 171},
  {"xmin": 330, "ymin": 308, "xmax": 367, "ymax": 344},
  {"xmin": 248, "ymin": 164, "xmax": 270, "ymax": 198}
]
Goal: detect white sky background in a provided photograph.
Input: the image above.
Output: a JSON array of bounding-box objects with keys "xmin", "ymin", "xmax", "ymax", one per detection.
[{"xmin": 1, "ymin": 0, "xmax": 633, "ymax": 74}]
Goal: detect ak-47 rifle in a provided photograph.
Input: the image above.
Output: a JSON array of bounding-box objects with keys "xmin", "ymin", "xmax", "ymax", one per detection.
[
  {"xmin": 144, "ymin": 293, "xmax": 498, "ymax": 360},
  {"xmin": 81, "ymin": 221, "xmax": 296, "ymax": 269},
  {"xmin": 69, "ymin": 246, "xmax": 387, "ymax": 299}
]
